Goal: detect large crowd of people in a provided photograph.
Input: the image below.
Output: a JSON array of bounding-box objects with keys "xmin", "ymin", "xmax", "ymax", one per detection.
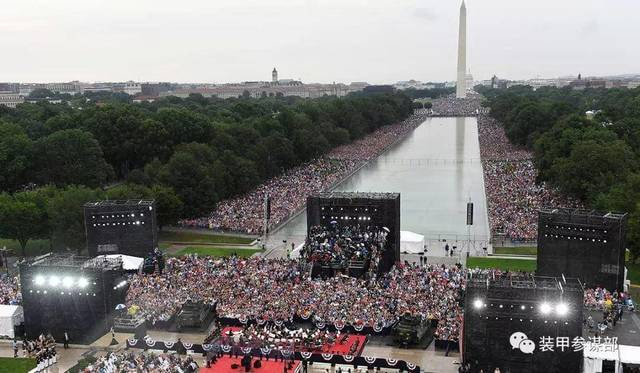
[
  {"xmin": 0, "ymin": 274, "xmax": 21, "ymax": 305},
  {"xmin": 302, "ymin": 224, "xmax": 387, "ymax": 270},
  {"xmin": 125, "ymin": 256, "xmax": 466, "ymax": 341},
  {"xmin": 20, "ymin": 333, "xmax": 57, "ymax": 372},
  {"xmin": 584, "ymin": 287, "xmax": 634, "ymax": 312},
  {"xmin": 83, "ymin": 351, "xmax": 199, "ymax": 373},
  {"xmin": 179, "ymin": 112, "xmax": 429, "ymax": 234},
  {"xmin": 477, "ymin": 115, "xmax": 580, "ymax": 241},
  {"xmin": 430, "ymin": 95, "xmax": 489, "ymax": 117}
]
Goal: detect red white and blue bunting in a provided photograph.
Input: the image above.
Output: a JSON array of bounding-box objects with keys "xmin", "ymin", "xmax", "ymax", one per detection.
[{"xmin": 123, "ymin": 339, "xmax": 419, "ymax": 372}]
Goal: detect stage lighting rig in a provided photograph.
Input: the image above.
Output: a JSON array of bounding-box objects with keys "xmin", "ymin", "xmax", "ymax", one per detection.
[{"xmin": 539, "ymin": 302, "xmax": 552, "ymax": 315}]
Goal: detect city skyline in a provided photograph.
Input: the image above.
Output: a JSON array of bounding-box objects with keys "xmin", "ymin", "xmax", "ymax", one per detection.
[{"xmin": 1, "ymin": 0, "xmax": 640, "ymax": 84}]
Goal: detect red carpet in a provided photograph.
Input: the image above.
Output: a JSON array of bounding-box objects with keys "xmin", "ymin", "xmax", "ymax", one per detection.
[
  {"xmin": 219, "ymin": 327, "xmax": 366, "ymax": 356},
  {"xmin": 201, "ymin": 356, "xmax": 300, "ymax": 373},
  {"xmin": 317, "ymin": 334, "xmax": 367, "ymax": 356}
]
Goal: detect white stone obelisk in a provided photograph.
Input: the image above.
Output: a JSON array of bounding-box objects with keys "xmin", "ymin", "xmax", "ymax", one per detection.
[{"xmin": 456, "ymin": 1, "xmax": 467, "ymax": 99}]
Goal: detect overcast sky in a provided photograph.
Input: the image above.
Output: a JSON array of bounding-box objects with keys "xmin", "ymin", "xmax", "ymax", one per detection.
[{"xmin": 1, "ymin": 0, "xmax": 638, "ymax": 84}]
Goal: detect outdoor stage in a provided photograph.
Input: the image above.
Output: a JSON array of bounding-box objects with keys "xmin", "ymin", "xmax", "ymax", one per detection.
[
  {"xmin": 201, "ymin": 356, "xmax": 300, "ymax": 373},
  {"xmin": 583, "ymin": 308, "xmax": 640, "ymax": 346},
  {"xmin": 220, "ymin": 327, "xmax": 367, "ymax": 356}
]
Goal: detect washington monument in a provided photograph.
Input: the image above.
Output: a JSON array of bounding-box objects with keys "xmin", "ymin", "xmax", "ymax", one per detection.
[{"xmin": 456, "ymin": 0, "xmax": 467, "ymax": 99}]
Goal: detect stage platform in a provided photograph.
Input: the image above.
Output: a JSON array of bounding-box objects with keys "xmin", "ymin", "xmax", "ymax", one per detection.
[
  {"xmin": 201, "ymin": 356, "xmax": 300, "ymax": 373},
  {"xmin": 583, "ymin": 308, "xmax": 640, "ymax": 346},
  {"xmin": 220, "ymin": 327, "xmax": 366, "ymax": 355}
]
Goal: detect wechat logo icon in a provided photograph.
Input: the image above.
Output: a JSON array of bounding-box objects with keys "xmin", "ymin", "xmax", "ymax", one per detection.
[{"xmin": 510, "ymin": 332, "xmax": 536, "ymax": 354}]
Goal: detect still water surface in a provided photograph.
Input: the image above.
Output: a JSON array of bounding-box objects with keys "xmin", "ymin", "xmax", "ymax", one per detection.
[{"xmin": 267, "ymin": 117, "xmax": 490, "ymax": 254}]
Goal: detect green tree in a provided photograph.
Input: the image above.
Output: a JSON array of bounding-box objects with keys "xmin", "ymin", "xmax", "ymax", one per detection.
[
  {"xmin": 161, "ymin": 143, "xmax": 219, "ymax": 216},
  {"xmin": 46, "ymin": 186, "xmax": 104, "ymax": 254},
  {"xmin": 150, "ymin": 185, "xmax": 184, "ymax": 229},
  {"xmin": 28, "ymin": 88, "xmax": 55, "ymax": 99},
  {"xmin": 594, "ymin": 174, "xmax": 640, "ymax": 262},
  {"xmin": 34, "ymin": 129, "xmax": 114, "ymax": 187},
  {"xmin": 0, "ymin": 192, "xmax": 49, "ymax": 257},
  {"xmin": 105, "ymin": 183, "xmax": 152, "ymax": 200},
  {"xmin": 549, "ymin": 139, "xmax": 635, "ymax": 201},
  {"xmin": 0, "ymin": 121, "xmax": 33, "ymax": 191}
]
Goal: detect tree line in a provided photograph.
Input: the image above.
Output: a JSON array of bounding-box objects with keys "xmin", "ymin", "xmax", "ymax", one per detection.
[
  {"xmin": 0, "ymin": 92, "xmax": 413, "ymax": 255},
  {"xmin": 478, "ymin": 85, "xmax": 640, "ymax": 261}
]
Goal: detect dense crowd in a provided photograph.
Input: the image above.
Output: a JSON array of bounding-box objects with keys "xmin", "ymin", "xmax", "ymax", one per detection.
[
  {"xmin": 477, "ymin": 115, "xmax": 580, "ymax": 241},
  {"xmin": 125, "ymin": 257, "xmax": 466, "ymax": 341},
  {"xmin": 21, "ymin": 333, "xmax": 57, "ymax": 372},
  {"xmin": 303, "ymin": 224, "xmax": 387, "ymax": 269},
  {"xmin": 430, "ymin": 95, "xmax": 488, "ymax": 117},
  {"xmin": 584, "ymin": 288, "xmax": 634, "ymax": 337},
  {"xmin": 584, "ymin": 287, "xmax": 634, "ymax": 311},
  {"xmin": 0, "ymin": 274, "xmax": 21, "ymax": 305},
  {"xmin": 179, "ymin": 112, "xmax": 428, "ymax": 234},
  {"xmin": 83, "ymin": 351, "xmax": 199, "ymax": 373}
]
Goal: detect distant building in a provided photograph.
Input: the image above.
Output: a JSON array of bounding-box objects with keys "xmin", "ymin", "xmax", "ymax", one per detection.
[
  {"xmin": 157, "ymin": 69, "xmax": 365, "ymax": 99},
  {"xmin": 393, "ymin": 80, "xmax": 444, "ymax": 90},
  {"xmin": 37, "ymin": 82, "xmax": 80, "ymax": 94},
  {"xmin": 605, "ymin": 80, "xmax": 626, "ymax": 89},
  {"xmin": 465, "ymin": 72, "xmax": 474, "ymax": 91},
  {"xmin": 0, "ymin": 83, "xmax": 19, "ymax": 93},
  {"xmin": 141, "ymin": 83, "xmax": 173, "ymax": 97},
  {"xmin": 362, "ymin": 85, "xmax": 395, "ymax": 94},
  {"xmin": 490, "ymin": 75, "xmax": 501, "ymax": 89},
  {"xmin": 122, "ymin": 81, "xmax": 142, "ymax": 95},
  {"xmin": 82, "ymin": 86, "xmax": 113, "ymax": 93},
  {"xmin": 0, "ymin": 93, "xmax": 24, "ymax": 108},
  {"xmin": 569, "ymin": 78, "xmax": 606, "ymax": 90}
]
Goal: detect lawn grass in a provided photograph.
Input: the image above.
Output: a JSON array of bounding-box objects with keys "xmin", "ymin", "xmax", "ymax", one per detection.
[
  {"xmin": 159, "ymin": 231, "xmax": 254, "ymax": 245},
  {"xmin": 170, "ymin": 246, "xmax": 261, "ymax": 258},
  {"xmin": 467, "ymin": 257, "xmax": 537, "ymax": 272},
  {"xmin": 0, "ymin": 238, "xmax": 51, "ymax": 257},
  {"xmin": 626, "ymin": 261, "xmax": 640, "ymax": 285},
  {"xmin": 493, "ymin": 246, "xmax": 537, "ymax": 256},
  {"xmin": 0, "ymin": 357, "xmax": 37, "ymax": 373}
]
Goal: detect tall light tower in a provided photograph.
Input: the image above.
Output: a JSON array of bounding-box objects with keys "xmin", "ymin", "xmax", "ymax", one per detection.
[{"xmin": 456, "ymin": 1, "xmax": 467, "ymax": 99}]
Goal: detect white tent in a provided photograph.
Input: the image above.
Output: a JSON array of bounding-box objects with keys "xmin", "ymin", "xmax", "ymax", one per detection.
[
  {"xmin": 619, "ymin": 345, "xmax": 640, "ymax": 365},
  {"xmin": 95, "ymin": 254, "xmax": 144, "ymax": 271},
  {"xmin": 0, "ymin": 305, "xmax": 23, "ymax": 339},
  {"xmin": 400, "ymin": 231, "xmax": 425, "ymax": 254},
  {"xmin": 583, "ymin": 343, "xmax": 640, "ymax": 373}
]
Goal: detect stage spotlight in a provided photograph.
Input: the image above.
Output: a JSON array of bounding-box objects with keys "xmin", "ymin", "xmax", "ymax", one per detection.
[
  {"xmin": 556, "ymin": 303, "xmax": 569, "ymax": 316},
  {"xmin": 34, "ymin": 275, "xmax": 45, "ymax": 286},
  {"xmin": 520, "ymin": 305, "xmax": 526, "ymax": 310},
  {"xmin": 62, "ymin": 276, "xmax": 74, "ymax": 288},
  {"xmin": 49, "ymin": 275, "xmax": 60, "ymax": 287},
  {"xmin": 78, "ymin": 278, "xmax": 89, "ymax": 288},
  {"xmin": 540, "ymin": 302, "xmax": 552, "ymax": 315},
  {"xmin": 473, "ymin": 299, "xmax": 484, "ymax": 309}
]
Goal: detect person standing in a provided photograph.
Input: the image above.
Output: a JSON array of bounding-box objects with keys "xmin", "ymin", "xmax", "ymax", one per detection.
[
  {"xmin": 12, "ymin": 339, "xmax": 18, "ymax": 358},
  {"xmin": 63, "ymin": 331, "xmax": 69, "ymax": 349}
]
